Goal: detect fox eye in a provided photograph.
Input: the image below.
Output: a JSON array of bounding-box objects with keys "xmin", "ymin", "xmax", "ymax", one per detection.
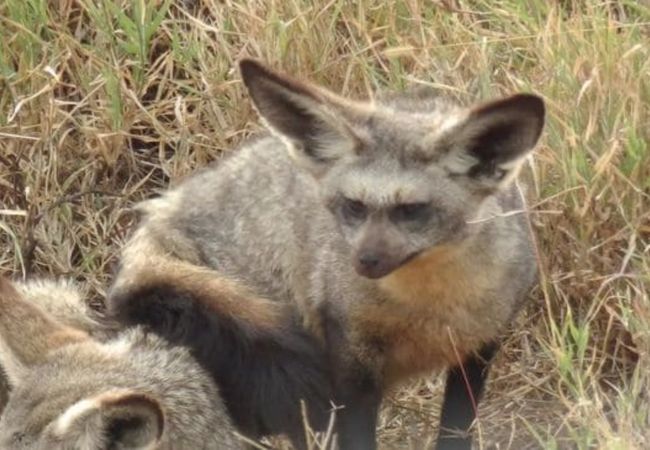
[
  {"xmin": 341, "ymin": 198, "xmax": 368, "ymax": 222},
  {"xmin": 390, "ymin": 202, "xmax": 432, "ymax": 223}
]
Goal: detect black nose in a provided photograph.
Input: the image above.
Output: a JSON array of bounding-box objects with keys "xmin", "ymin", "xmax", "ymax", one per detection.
[{"xmin": 358, "ymin": 253, "xmax": 380, "ymax": 269}]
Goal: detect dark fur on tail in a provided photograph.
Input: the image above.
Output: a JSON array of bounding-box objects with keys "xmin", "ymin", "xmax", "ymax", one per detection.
[{"xmin": 107, "ymin": 282, "xmax": 333, "ymax": 446}]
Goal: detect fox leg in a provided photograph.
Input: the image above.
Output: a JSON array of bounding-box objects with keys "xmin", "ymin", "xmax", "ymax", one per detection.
[
  {"xmin": 436, "ymin": 341, "xmax": 498, "ymax": 450},
  {"xmin": 321, "ymin": 310, "xmax": 381, "ymax": 450},
  {"xmin": 334, "ymin": 372, "xmax": 381, "ymax": 450}
]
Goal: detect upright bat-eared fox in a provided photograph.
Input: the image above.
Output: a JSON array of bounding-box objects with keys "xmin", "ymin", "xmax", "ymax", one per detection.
[
  {"xmin": 0, "ymin": 276, "xmax": 244, "ymax": 449},
  {"xmin": 108, "ymin": 59, "xmax": 545, "ymax": 449}
]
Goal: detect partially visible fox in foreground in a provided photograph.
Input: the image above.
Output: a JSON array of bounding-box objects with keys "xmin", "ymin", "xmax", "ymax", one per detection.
[
  {"xmin": 109, "ymin": 59, "xmax": 545, "ymax": 449},
  {"xmin": 0, "ymin": 277, "xmax": 243, "ymax": 450}
]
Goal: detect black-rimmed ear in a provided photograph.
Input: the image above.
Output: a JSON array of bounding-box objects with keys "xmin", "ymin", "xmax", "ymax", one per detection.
[
  {"xmin": 239, "ymin": 58, "xmax": 360, "ymax": 175},
  {"xmin": 52, "ymin": 389, "xmax": 164, "ymax": 448},
  {"xmin": 440, "ymin": 94, "xmax": 545, "ymax": 191},
  {"xmin": 0, "ymin": 277, "xmax": 88, "ymax": 386}
]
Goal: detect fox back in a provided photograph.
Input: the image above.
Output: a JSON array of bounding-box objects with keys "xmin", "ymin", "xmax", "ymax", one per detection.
[{"xmin": 0, "ymin": 278, "xmax": 243, "ymax": 450}]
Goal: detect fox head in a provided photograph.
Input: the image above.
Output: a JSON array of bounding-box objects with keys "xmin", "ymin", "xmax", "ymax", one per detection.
[
  {"xmin": 0, "ymin": 277, "xmax": 239, "ymax": 450},
  {"xmin": 240, "ymin": 59, "xmax": 545, "ymax": 279},
  {"xmin": 0, "ymin": 277, "xmax": 165, "ymax": 450}
]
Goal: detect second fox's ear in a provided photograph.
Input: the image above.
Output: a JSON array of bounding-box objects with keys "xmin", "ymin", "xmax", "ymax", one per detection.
[
  {"xmin": 440, "ymin": 94, "xmax": 545, "ymax": 192},
  {"xmin": 239, "ymin": 59, "xmax": 360, "ymax": 176},
  {"xmin": 52, "ymin": 389, "xmax": 164, "ymax": 449},
  {"xmin": 0, "ymin": 277, "xmax": 88, "ymax": 386}
]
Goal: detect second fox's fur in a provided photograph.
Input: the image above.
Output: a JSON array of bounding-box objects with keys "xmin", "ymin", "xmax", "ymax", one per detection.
[
  {"xmin": 0, "ymin": 277, "xmax": 243, "ymax": 449},
  {"xmin": 109, "ymin": 60, "xmax": 544, "ymax": 449}
]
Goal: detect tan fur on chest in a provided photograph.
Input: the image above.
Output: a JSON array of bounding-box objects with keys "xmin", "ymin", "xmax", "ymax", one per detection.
[
  {"xmin": 380, "ymin": 245, "xmax": 496, "ymax": 315},
  {"xmin": 354, "ymin": 245, "xmax": 501, "ymax": 386}
]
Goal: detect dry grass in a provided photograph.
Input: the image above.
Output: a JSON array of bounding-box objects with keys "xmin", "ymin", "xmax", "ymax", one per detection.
[{"xmin": 1, "ymin": 0, "xmax": 649, "ymax": 448}]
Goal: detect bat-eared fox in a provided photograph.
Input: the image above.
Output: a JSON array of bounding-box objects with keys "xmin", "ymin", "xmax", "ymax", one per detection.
[{"xmin": 108, "ymin": 59, "xmax": 544, "ymax": 450}]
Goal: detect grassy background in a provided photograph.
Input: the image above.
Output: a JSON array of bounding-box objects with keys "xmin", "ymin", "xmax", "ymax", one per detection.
[{"xmin": 0, "ymin": 1, "xmax": 648, "ymax": 448}]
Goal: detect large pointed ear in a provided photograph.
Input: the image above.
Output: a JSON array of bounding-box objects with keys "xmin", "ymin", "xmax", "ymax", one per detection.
[
  {"xmin": 0, "ymin": 277, "xmax": 88, "ymax": 385},
  {"xmin": 239, "ymin": 58, "xmax": 361, "ymax": 176},
  {"xmin": 52, "ymin": 389, "xmax": 164, "ymax": 448},
  {"xmin": 439, "ymin": 94, "xmax": 545, "ymax": 192}
]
